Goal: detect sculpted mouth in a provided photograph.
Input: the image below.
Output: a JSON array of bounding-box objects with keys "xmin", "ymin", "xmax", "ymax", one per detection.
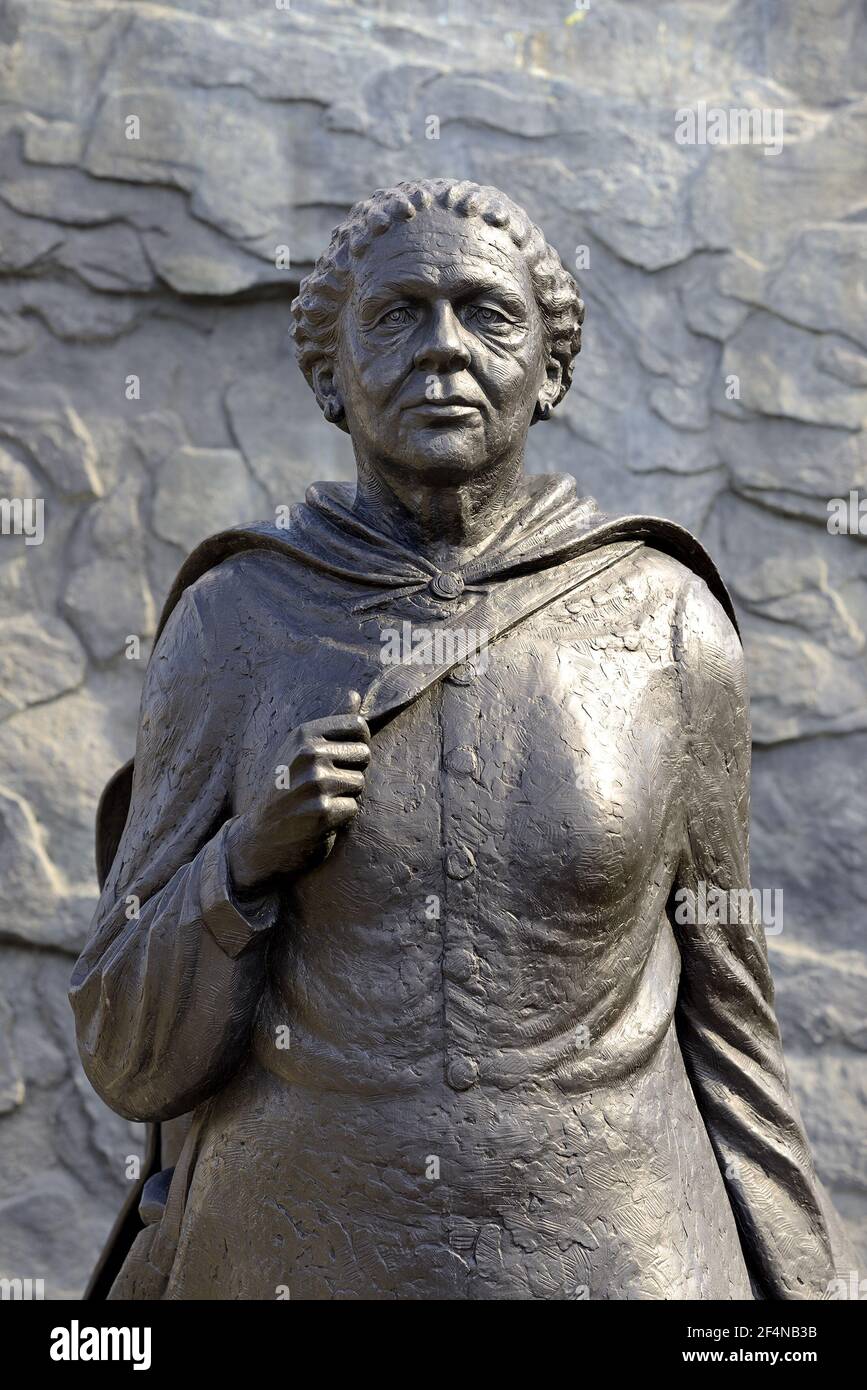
[{"xmin": 404, "ymin": 397, "xmax": 482, "ymax": 413}]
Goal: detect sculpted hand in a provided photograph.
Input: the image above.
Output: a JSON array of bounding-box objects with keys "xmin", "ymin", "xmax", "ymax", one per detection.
[{"xmin": 226, "ymin": 691, "xmax": 370, "ymax": 893}]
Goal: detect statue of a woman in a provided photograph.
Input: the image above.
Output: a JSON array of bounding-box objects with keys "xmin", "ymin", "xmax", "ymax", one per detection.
[{"xmin": 70, "ymin": 179, "xmax": 852, "ymax": 1300}]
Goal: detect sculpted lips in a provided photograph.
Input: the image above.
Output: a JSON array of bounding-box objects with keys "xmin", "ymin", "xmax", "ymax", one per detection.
[{"xmin": 403, "ymin": 394, "xmax": 484, "ymax": 422}]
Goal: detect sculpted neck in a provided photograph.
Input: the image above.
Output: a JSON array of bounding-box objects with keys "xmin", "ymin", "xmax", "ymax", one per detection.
[{"xmin": 351, "ymin": 451, "xmax": 527, "ymax": 570}]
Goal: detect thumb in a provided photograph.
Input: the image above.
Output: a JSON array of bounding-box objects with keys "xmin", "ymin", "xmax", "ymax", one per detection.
[{"xmin": 333, "ymin": 688, "xmax": 369, "ymax": 738}]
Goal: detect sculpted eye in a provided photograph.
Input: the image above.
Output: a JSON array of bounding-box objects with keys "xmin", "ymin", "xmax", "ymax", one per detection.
[
  {"xmin": 465, "ymin": 303, "xmax": 510, "ymax": 327},
  {"xmin": 379, "ymin": 306, "xmax": 415, "ymax": 327}
]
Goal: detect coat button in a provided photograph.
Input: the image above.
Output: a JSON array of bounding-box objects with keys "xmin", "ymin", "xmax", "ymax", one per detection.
[
  {"xmin": 448, "ymin": 662, "xmax": 476, "ymax": 685},
  {"xmin": 446, "ymin": 1055, "xmax": 479, "ymax": 1090},
  {"xmin": 444, "ymin": 746, "xmax": 477, "ymax": 776},
  {"xmin": 443, "ymin": 947, "xmax": 475, "ymax": 983},
  {"xmin": 445, "ymin": 845, "xmax": 476, "ymax": 879},
  {"xmin": 430, "ymin": 571, "xmax": 464, "ymax": 599}
]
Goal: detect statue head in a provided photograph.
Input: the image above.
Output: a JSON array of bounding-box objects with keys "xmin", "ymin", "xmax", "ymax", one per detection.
[{"xmin": 290, "ymin": 178, "xmax": 584, "ymax": 486}]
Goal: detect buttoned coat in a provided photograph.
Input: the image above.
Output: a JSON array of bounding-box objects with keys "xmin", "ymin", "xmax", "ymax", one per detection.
[{"xmin": 70, "ymin": 477, "xmax": 849, "ymax": 1300}]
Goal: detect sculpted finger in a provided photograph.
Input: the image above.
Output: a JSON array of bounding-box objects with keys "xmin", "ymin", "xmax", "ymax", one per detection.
[
  {"xmin": 296, "ymin": 768, "xmax": 366, "ymax": 798},
  {"xmin": 318, "ymin": 795, "xmax": 362, "ymax": 829},
  {"xmin": 326, "ymin": 768, "xmax": 366, "ymax": 796},
  {"xmin": 321, "ymin": 692, "xmax": 369, "ymax": 741},
  {"xmin": 316, "ymin": 740, "xmax": 371, "ymax": 767},
  {"xmin": 317, "ymin": 712, "xmax": 371, "ymax": 744},
  {"xmin": 291, "ymin": 733, "xmax": 369, "ymax": 768}
]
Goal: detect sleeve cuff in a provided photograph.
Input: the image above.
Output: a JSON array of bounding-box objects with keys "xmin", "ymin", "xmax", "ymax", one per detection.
[{"xmin": 199, "ymin": 820, "xmax": 279, "ymax": 959}]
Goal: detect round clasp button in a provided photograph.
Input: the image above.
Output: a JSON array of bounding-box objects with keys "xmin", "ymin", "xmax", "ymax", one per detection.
[{"xmin": 430, "ymin": 571, "xmax": 464, "ymax": 600}]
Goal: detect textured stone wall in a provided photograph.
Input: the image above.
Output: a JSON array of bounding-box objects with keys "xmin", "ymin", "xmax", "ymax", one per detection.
[{"xmin": 0, "ymin": 0, "xmax": 864, "ymax": 1298}]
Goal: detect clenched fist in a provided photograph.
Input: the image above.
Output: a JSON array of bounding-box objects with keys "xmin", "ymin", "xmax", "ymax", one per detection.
[{"xmin": 225, "ymin": 691, "xmax": 371, "ymax": 893}]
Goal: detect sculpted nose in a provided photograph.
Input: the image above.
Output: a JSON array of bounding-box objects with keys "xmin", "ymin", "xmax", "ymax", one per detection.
[{"xmin": 413, "ymin": 302, "xmax": 471, "ymax": 373}]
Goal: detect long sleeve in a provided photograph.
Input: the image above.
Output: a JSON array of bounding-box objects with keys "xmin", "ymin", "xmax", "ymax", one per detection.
[
  {"xmin": 669, "ymin": 573, "xmax": 837, "ymax": 1300},
  {"xmin": 69, "ymin": 588, "xmax": 279, "ymax": 1123}
]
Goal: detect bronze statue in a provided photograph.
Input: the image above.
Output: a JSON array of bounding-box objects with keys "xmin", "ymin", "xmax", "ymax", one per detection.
[{"xmin": 70, "ymin": 179, "xmax": 852, "ymax": 1299}]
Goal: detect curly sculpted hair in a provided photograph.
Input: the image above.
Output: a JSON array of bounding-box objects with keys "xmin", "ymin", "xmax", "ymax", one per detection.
[{"xmin": 290, "ymin": 178, "xmax": 585, "ymax": 430}]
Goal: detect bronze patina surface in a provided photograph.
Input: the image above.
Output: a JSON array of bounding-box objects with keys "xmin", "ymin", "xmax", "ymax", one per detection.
[{"xmin": 70, "ymin": 180, "xmax": 851, "ymax": 1300}]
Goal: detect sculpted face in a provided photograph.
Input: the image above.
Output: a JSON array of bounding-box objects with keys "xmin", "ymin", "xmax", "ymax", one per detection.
[{"xmin": 325, "ymin": 208, "xmax": 560, "ymax": 484}]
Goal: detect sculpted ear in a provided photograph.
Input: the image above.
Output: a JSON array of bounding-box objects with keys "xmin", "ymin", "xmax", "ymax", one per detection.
[
  {"xmin": 531, "ymin": 354, "xmax": 564, "ymax": 425},
  {"xmin": 311, "ymin": 359, "xmax": 349, "ymax": 432}
]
